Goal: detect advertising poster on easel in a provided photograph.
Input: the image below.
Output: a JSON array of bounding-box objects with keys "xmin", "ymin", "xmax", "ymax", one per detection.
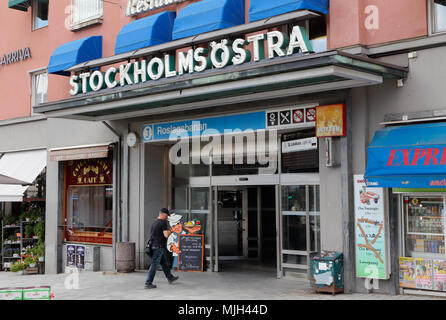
[
  {"xmin": 399, "ymin": 257, "xmax": 416, "ymax": 288},
  {"xmin": 415, "ymin": 258, "xmax": 433, "ymax": 290},
  {"xmin": 433, "ymin": 260, "xmax": 446, "ymax": 292},
  {"xmin": 354, "ymin": 175, "xmax": 389, "ymax": 279}
]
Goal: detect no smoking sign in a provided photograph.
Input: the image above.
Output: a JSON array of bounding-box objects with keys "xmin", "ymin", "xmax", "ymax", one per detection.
[
  {"xmin": 293, "ymin": 109, "xmax": 304, "ymax": 123},
  {"xmin": 306, "ymin": 108, "xmax": 316, "ymax": 122}
]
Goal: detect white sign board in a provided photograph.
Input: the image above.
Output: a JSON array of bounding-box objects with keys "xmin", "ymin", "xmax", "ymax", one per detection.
[
  {"xmin": 282, "ymin": 137, "xmax": 317, "ymax": 153},
  {"xmin": 354, "ymin": 174, "xmax": 390, "ymax": 279}
]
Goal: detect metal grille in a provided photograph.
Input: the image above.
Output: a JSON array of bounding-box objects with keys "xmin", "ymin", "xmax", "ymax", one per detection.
[{"xmin": 71, "ymin": 0, "xmax": 103, "ymax": 25}]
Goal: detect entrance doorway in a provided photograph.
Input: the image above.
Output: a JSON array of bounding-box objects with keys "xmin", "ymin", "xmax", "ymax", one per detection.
[{"xmin": 214, "ymin": 186, "xmax": 277, "ymax": 273}]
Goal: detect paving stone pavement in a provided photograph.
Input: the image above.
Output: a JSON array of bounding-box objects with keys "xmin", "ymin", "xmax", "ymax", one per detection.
[{"xmin": 0, "ymin": 269, "xmax": 444, "ymax": 300}]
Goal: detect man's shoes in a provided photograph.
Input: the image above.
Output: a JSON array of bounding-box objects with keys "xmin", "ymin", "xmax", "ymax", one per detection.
[
  {"xmin": 145, "ymin": 283, "xmax": 157, "ymax": 289},
  {"xmin": 168, "ymin": 276, "xmax": 179, "ymax": 284}
]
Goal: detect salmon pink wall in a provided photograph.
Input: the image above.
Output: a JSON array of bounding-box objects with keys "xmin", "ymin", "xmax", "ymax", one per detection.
[
  {"xmin": 328, "ymin": 0, "xmax": 428, "ymax": 49},
  {"xmin": 0, "ymin": 0, "xmax": 203, "ymax": 121},
  {"xmin": 0, "ymin": 0, "xmax": 430, "ymax": 121}
]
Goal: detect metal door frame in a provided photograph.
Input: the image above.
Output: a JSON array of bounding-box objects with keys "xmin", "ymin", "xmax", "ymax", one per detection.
[
  {"xmin": 279, "ymin": 173, "xmax": 320, "ymax": 279},
  {"xmin": 212, "ymin": 186, "xmax": 249, "ymax": 265}
]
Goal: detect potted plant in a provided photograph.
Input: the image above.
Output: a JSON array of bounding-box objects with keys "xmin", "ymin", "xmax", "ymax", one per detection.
[
  {"xmin": 24, "ymin": 225, "xmax": 34, "ymax": 238},
  {"xmin": 34, "ymin": 243, "xmax": 45, "ymax": 262},
  {"xmin": 29, "ymin": 205, "xmax": 42, "ymax": 222},
  {"xmin": 3, "ymin": 215, "xmax": 17, "ymax": 226},
  {"xmin": 24, "ymin": 256, "xmax": 38, "ymax": 268},
  {"xmin": 34, "ymin": 221, "xmax": 45, "ymax": 241},
  {"xmin": 19, "ymin": 212, "xmax": 29, "ymax": 222},
  {"xmin": 10, "ymin": 260, "xmax": 25, "ymax": 275}
]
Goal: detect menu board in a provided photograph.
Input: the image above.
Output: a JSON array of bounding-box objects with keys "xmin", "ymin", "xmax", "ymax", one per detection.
[
  {"xmin": 177, "ymin": 234, "xmax": 204, "ymax": 272},
  {"xmin": 399, "ymin": 257, "xmax": 416, "ymax": 288},
  {"xmin": 415, "ymin": 258, "xmax": 433, "ymax": 290},
  {"xmin": 433, "ymin": 260, "xmax": 446, "ymax": 292}
]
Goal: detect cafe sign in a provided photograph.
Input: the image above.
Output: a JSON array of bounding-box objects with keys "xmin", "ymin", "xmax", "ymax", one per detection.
[
  {"xmin": 126, "ymin": 0, "xmax": 187, "ymax": 16},
  {"xmin": 67, "ymin": 158, "xmax": 113, "ymax": 186},
  {"xmin": 69, "ymin": 25, "xmax": 313, "ymax": 96}
]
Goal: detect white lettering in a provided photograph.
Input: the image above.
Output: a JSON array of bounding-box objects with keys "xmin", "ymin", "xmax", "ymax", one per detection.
[
  {"xmin": 133, "ymin": 60, "xmax": 147, "ymax": 84},
  {"xmin": 79, "ymin": 72, "xmax": 91, "ymax": 93},
  {"xmin": 105, "ymin": 67, "xmax": 118, "ymax": 88},
  {"xmin": 68, "ymin": 25, "xmax": 313, "ymax": 95},
  {"xmin": 147, "ymin": 57, "xmax": 164, "ymax": 80},
  {"xmin": 69, "ymin": 75, "xmax": 80, "ymax": 96},
  {"xmin": 194, "ymin": 47, "xmax": 211, "ymax": 72},
  {"xmin": 247, "ymin": 34, "xmax": 265, "ymax": 62},
  {"xmin": 232, "ymin": 39, "xmax": 251, "ymax": 65},
  {"xmin": 127, "ymin": 0, "xmax": 185, "ymax": 16},
  {"xmin": 267, "ymin": 31, "xmax": 288, "ymax": 58},
  {"xmin": 364, "ymin": 5, "xmax": 379, "ymax": 30},
  {"xmin": 120, "ymin": 63, "xmax": 134, "ymax": 86},
  {"xmin": 164, "ymin": 54, "xmax": 177, "ymax": 78},
  {"xmin": 287, "ymin": 26, "xmax": 311, "ymax": 55},
  {"xmin": 210, "ymin": 39, "xmax": 233, "ymax": 69},
  {"xmin": 89, "ymin": 70, "xmax": 105, "ymax": 91},
  {"xmin": 178, "ymin": 49, "xmax": 194, "ymax": 75}
]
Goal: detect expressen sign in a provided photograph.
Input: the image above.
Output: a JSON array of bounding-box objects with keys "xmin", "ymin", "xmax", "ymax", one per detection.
[{"xmin": 69, "ymin": 26, "xmax": 313, "ymax": 96}]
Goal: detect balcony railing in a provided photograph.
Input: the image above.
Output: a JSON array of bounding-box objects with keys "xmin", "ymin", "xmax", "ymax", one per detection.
[{"xmin": 71, "ymin": 0, "xmax": 103, "ymax": 26}]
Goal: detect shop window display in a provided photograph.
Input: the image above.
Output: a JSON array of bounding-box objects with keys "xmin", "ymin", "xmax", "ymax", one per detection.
[
  {"xmin": 64, "ymin": 157, "xmax": 113, "ymax": 245},
  {"xmin": 404, "ymin": 196, "xmax": 445, "ymax": 257}
]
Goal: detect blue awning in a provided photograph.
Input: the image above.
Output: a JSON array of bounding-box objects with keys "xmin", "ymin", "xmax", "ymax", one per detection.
[
  {"xmin": 365, "ymin": 123, "xmax": 446, "ymax": 188},
  {"xmin": 114, "ymin": 11, "xmax": 176, "ymax": 55},
  {"xmin": 172, "ymin": 0, "xmax": 245, "ymax": 40},
  {"xmin": 249, "ymin": 0, "xmax": 329, "ymax": 22},
  {"xmin": 48, "ymin": 36, "xmax": 102, "ymax": 76}
]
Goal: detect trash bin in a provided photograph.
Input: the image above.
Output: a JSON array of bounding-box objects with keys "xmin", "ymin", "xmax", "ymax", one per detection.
[{"xmin": 311, "ymin": 251, "xmax": 344, "ymax": 295}]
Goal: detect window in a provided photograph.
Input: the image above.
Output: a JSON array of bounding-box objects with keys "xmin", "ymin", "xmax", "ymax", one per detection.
[
  {"xmin": 32, "ymin": 0, "xmax": 48, "ymax": 30},
  {"xmin": 432, "ymin": 0, "xmax": 446, "ymax": 33},
  {"xmin": 71, "ymin": 0, "xmax": 103, "ymax": 28},
  {"xmin": 31, "ymin": 70, "xmax": 47, "ymax": 114},
  {"xmin": 64, "ymin": 158, "xmax": 113, "ymax": 245}
]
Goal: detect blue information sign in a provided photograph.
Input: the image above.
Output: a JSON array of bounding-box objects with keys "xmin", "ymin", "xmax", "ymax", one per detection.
[{"xmin": 142, "ymin": 111, "xmax": 266, "ymax": 142}]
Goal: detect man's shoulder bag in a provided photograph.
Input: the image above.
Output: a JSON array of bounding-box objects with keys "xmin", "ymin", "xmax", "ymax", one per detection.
[{"xmin": 145, "ymin": 236, "xmax": 154, "ymax": 257}]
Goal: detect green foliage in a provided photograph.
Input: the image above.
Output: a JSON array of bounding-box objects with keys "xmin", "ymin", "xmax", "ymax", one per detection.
[
  {"xmin": 29, "ymin": 205, "xmax": 42, "ymax": 221},
  {"xmin": 27, "ymin": 243, "xmax": 44, "ymax": 258},
  {"xmin": 23, "ymin": 256, "xmax": 38, "ymax": 267},
  {"xmin": 34, "ymin": 221, "xmax": 45, "ymax": 244},
  {"xmin": 24, "ymin": 225, "xmax": 34, "ymax": 237},
  {"xmin": 10, "ymin": 261, "xmax": 25, "ymax": 272},
  {"xmin": 3, "ymin": 215, "xmax": 18, "ymax": 225}
]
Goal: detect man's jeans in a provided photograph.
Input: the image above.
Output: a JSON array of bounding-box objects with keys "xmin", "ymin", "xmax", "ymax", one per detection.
[{"xmin": 146, "ymin": 247, "xmax": 175, "ymax": 285}]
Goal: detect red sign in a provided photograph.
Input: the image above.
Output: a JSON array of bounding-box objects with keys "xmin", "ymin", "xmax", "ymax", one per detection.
[
  {"xmin": 292, "ymin": 109, "xmax": 304, "ymax": 123},
  {"xmin": 66, "ymin": 158, "xmax": 113, "ymax": 186},
  {"xmin": 387, "ymin": 148, "xmax": 446, "ymax": 167},
  {"xmin": 306, "ymin": 107, "xmax": 316, "ymax": 122}
]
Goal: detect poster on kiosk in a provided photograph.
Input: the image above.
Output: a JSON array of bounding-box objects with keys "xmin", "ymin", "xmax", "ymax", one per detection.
[{"xmin": 354, "ymin": 175, "xmax": 390, "ymax": 280}]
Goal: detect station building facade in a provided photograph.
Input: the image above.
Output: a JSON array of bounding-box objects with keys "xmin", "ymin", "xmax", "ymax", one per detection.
[{"xmin": 1, "ymin": 0, "xmax": 446, "ymax": 296}]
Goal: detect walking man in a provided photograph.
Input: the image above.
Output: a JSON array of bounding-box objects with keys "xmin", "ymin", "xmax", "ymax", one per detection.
[{"xmin": 145, "ymin": 208, "xmax": 179, "ymax": 289}]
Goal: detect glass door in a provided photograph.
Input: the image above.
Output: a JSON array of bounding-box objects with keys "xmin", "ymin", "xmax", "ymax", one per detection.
[
  {"xmin": 171, "ymin": 186, "xmax": 211, "ymax": 269},
  {"xmin": 403, "ymin": 195, "xmax": 445, "ymax": 259},
  {"xmin": 280, "ymin": 184, "xmax": 320, "ymax": 279},
  {"xmin": 215, "ymin": 188, "xmax": 248, "ymax": 260}
]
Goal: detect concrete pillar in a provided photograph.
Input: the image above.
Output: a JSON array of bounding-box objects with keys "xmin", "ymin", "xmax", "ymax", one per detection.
[{"xmin": 44, "ymin": 155, "xmax": 63, "ymax": 274}]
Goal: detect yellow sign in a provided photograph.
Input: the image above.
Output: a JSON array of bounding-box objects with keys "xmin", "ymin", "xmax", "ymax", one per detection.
[{"xmin": 316, "ymin": 104, "xmax": 346, "ymax": 137}]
